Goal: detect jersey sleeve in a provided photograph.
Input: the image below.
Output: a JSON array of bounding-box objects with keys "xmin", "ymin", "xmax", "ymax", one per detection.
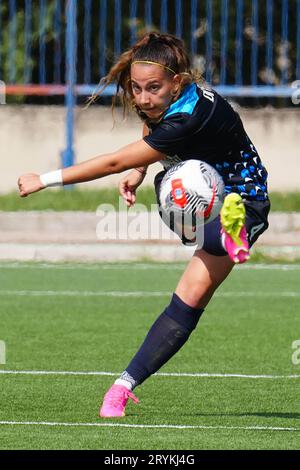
[
  {"xmin": 143, "ymin": 93, "xmax": 217, "ymax": 156},
  {"xmin": 143, "ymin": 113, "xmax": 202, "ymax": 156}
]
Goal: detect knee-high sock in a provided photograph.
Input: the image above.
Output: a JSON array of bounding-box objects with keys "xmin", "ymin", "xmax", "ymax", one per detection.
[{"xmin": 123, "ymin": 293, "xmax": 204, "ymax": 388}]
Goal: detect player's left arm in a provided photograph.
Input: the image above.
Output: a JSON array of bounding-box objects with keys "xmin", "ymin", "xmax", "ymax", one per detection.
[
  {"xmin": 18, "ymin": 139, "xmax": 164, "ymax": 197},
  {"xmin": 134, "ymin": 123, "xmax": 150, "ymax": 175},
  {"xmin": 118, "ymin": 123, "xmax": 150, "ymax": 207}
]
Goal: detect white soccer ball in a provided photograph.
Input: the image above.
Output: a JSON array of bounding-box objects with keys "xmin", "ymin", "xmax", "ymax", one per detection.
[{"xmin": 159, "ymin": 159, "xmax": 225, "ymax": 225}]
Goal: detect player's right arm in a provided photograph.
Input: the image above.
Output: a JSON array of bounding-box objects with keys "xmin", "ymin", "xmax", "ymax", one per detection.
[{"xmin": 17, "ymin": 132, "xmax": 164, "ymax": 198}]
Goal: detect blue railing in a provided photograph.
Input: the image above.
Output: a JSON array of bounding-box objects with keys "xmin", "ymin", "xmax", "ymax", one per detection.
[{"xmin": 0, "ymin": 0, "xmax": 299, "ymax": 97}]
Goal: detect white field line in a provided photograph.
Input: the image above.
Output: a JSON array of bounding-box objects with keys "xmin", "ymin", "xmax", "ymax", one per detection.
[
  {"xmin": 0, "ymin": 290, "xmax": 299, "ymax": 298},
  {"xmin": 0, "ymin": 263, "xmax": 185, "ymax": 270},
  {"xmin": 0, "ymin": 420, "xmax": 298, "ymax": 432},
  {"xmin": 1, "ymin": 262, "xmax": 300, "ymax": 271},
  {"xmin": 0, "ymin": 290, "xmax": 170, "ymax": 297},
  {"xmin": 0, "ymin": 370, "xmax": 299, "ymax": 379}
]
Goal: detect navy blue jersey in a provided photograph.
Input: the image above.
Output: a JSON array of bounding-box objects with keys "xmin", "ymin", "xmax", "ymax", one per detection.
[{"xmin": 144, "ymin": 83, "xmax": 268, "ymax": 201}]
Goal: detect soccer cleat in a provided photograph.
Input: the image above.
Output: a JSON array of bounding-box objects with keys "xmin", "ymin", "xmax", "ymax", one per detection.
[
  {"xmin": 220, "ymin": 193, "xmax": 250, "ymax": 264},
  {"xmin": 99, "ymin": 384, "xmax": 139, "ymax": 418}
]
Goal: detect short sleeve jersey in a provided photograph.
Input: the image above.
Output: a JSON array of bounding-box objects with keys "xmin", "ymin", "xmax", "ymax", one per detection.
[{"xmin": 143, "ymin": 83, "xmax": 268, "ymax": 201}]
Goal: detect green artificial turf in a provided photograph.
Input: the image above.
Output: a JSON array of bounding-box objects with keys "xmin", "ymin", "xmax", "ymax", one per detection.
[{"xmin": 0, "ymin": 262, "xmax": 299, "ymax": 450}]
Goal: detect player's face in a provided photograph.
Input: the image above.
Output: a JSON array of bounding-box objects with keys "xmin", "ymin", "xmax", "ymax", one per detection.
[{"xmin": 131, "ymin": 64, "xmax": 180, "ymax": 119}]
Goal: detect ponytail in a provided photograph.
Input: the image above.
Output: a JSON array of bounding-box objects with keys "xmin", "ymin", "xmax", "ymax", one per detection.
[{"xmin": 87, "ymin": 32, "xmax": 202, "ymax": 121}]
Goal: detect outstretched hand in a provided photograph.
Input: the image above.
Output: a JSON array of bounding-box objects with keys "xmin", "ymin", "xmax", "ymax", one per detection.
[
  {"xmin": 118, "ymin": 169, "xmax": 146, "ymax": 207},
  {"xmin": 18, "ymin": 173, "xmax": 45, "ymax": 197}
]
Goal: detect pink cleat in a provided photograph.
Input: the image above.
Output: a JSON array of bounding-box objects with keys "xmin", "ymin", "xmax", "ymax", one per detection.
[
  {"xmin": 220, "ymin": 193, "xmax": 250, "ymax": 264},
  {"xmin": 221, "ymin": 225, "xmax": 250, "ymax": 264},
  {"xmin": 99, "ymin": 384, "xmax": 139, "ymax": 418}
]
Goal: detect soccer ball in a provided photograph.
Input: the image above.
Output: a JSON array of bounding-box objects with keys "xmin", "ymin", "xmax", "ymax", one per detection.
[{"xmin": 159, "ymin": 159, "xmax": 225, "ymax": 225}]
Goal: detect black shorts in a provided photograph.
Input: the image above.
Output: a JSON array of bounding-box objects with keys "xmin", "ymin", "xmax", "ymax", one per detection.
[{"xmin": 154, "ymin": 170, "xmax": 270, "ymax": 256}]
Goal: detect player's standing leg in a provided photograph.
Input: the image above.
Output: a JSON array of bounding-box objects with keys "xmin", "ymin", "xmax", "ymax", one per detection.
[{"xmin": 99, "ymin": 250, "xmax": 234, "ymax": 417}]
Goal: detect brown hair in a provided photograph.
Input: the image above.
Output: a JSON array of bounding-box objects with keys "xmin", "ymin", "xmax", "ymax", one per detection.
[{"xmin": 87, "ymin": 32, "xmax": 201, "ymax": 122}]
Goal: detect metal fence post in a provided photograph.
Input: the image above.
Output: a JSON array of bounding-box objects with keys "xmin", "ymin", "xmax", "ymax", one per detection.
[{"xmin": 61, "ymin": 0, "xmax": 77, "ymax": 173}]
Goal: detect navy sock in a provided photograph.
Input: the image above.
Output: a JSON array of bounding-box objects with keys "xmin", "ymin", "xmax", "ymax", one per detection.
[{"xmin": 125, "ymin": 293, "xmax": 204, "ymax": 387}]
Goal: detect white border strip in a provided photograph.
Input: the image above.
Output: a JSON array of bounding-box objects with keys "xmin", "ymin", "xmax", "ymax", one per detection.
[
  {"xmin": 0, "ymin": 420, "xmax": 298, "ymax": 432},
  {"xmin": 0, "ymin": 370, "xmax": 299, "ymax": 379}
]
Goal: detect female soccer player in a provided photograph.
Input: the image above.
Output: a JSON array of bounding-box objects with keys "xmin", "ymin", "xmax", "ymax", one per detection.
[{"xmin": 18, "ymin": 32, "xmax": 270, "ymax": 418}]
